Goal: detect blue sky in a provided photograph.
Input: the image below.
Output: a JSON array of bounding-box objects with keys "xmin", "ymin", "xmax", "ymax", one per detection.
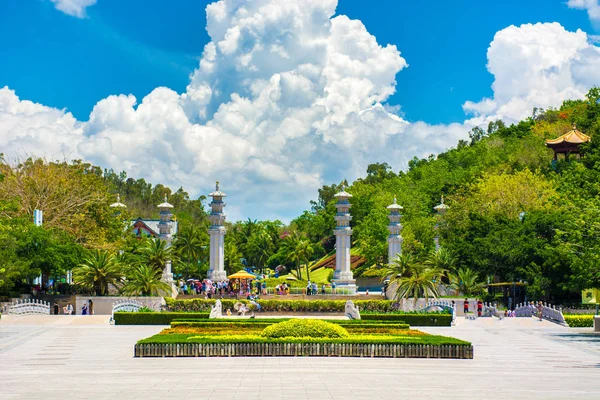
[
  {"xmin": 0, "ymin": 0, "xmax": 599, "ymax": 221},
  {"xmin": 1, "ymin": 0, "xmax": 593, "ymax": 124}
]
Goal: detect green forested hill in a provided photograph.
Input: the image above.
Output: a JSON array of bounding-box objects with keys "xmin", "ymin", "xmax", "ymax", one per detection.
[{"xmin": 1, "ymin": 89, "xmax": 600, "ymax": 302}]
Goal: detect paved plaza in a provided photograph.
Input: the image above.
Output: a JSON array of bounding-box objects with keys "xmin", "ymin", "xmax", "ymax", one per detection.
[{"xmin": 0, "ymin": 316, "xmax": 598, "ymax": 400}]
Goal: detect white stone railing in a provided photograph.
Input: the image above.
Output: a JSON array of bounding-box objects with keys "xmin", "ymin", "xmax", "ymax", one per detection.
[
  {"xmin": 482, "ymin": 302, "xmax": 499, "ymax": 317},
  {"xmin": 6, "ymin": 299, "xmax": 51, "ymax": 315},
  {"xmin": 514, "ymin": 302, "xmax": 566, "ymax": 325},
  {"xmin": 112, "ymin": 299, "xmax": 144, "ymax": 314},
  {"xmin": 417, "ymin": 300, "xmax": 456, "ymax": 325}
]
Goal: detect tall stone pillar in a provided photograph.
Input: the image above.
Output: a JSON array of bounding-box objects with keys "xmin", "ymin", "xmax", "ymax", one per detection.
[
  {"xmin": 157, "ymin": 196, "xmax": 176, "ymax": 295},
  {"xmin": 333, "ymin": 185, "xmax": 356, "ymax": 294},
  {"xmin": 433, "ymin": 196, "xmax": 449, "ymax": 250},
  {"xmin": 387, "ymin": 196, "xmax": 403, "ymax": 263},
  {"xmin": 207, "ymin": 181, "xmax": 227, "ymax": 281}
]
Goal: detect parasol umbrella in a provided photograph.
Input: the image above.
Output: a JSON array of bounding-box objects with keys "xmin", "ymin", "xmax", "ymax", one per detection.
[
  {"xmin": 228, "ymin": 271, "xmax": 257, "ymax": 280},
  {"xmin": 285, "ymin": 276, "xmax": 298, "ymax": 281}
]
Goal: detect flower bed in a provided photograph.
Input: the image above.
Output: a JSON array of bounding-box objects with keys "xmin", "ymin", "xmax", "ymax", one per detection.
[
  {"xmin": 564, "ymin": 315, "xmax": 595, "ymax": 328},
  {"xmin": 164, "ymin": 298, "xmax": 394, "ymax": 313},
  {"xmin": 134, "ymin": 318, "xmax": 472, "ymax": 359}
]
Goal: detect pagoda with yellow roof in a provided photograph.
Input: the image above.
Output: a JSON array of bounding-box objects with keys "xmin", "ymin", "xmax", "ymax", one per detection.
[{"xmin": 545, "ymin": 123, "xmax": 591, "ymax": 160}]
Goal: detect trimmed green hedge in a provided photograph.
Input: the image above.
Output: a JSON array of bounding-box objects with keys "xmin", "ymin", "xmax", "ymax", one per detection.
[
  {"xmin": 172, "ymin": 318, "xmax": 404, "ymax": 325},
  {"xmin": 564, "ymin": 315, "xmax": 595, "ymax": 328},
  {"xmin": 362, "ymin": 314, "xmax": 452, "ymax": 326},
  {"xmin": 164, "ymin": 298, "xmax": 394, "ymax": 313},
  {"xmin": 261, "ymin": 319, "xmax": 349, "ymax": 339},
  {"xmin": 137, "ymin": 333, "xmax": 470, "ymax": 346},
  {"xmin": 114, "ymin": 312, "xmax": 209, "ymax": 325}
]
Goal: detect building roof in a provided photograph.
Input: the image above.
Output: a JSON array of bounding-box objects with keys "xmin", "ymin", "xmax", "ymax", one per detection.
[
  {"xmin": 209, "ymin": 181, "xmax": 227, "ymax": 197},
  {"xmin": 387, "ymin": 196, "xmax": 403, "ymax": 211},
  {"xmin": 434, "ymin": 196, "xmax": 449, "ymax": 212},
  {"xmin": 157, "ymin": 196, "xmax": 174, "ymax": 209},
  {"xmin": 334, "ymin": 185, "xmax": 352, "ymax": 198},
  {"xmin": 131, "ymin": 218, "xmax": 179, "ymax": 236},
  {"xmin": 109, "ymin": 194, "xmax": 127, "ymax": 208},
  {"xmin": 545, "ymin": 124, "xmax": 591, "ymax": 147}
]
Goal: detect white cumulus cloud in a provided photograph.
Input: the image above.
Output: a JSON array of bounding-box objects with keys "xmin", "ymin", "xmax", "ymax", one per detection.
[
  {"xmin": 50, "ymin": 0, "xmax": 97, "ymax": 18},
  {"xmin": 464, "ymin": 22, "xmax": 600, "ymax": 126},
  {"xmin": 568, "ymin": 0, "xmax": 600, "ymax": 23},
  {"xmin": 2, "ymin": 1, "xmax": 600, "ymax": 221}
]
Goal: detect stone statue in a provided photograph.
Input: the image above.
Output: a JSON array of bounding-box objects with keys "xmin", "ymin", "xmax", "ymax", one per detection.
[
  {"xmin": 209, "ymin": 299, "xmax": 222, "ymax": 319},
  {"xmin": 345, "ymin": 300, "xmax": 361, "ymax": 320}
]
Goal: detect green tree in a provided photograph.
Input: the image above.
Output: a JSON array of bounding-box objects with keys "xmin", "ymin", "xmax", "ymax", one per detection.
[
  {"xmin": 426, "ymin": 247, "xmax": 457, "ymax": 272},
  {"xmin": 121, "ymin": 265, "xmax": 172, "ymax": 296},
  {"xmin": 448, "ymin": 268, "xmax": 486, "ymax": 296},
  {"xmin": 74, "ymin": 250, "xmax": 122, "ymax": 296},
  {"xmin": 137, "ymin": 238, "xmax": 176, "ymax": 272},
  {"xmin": 384, "ymin": 253, "xmax": 443, "ymax": 304},
  {"xmin": 174, "ymin": 225, "xmax": 205, "ymax": 279}
]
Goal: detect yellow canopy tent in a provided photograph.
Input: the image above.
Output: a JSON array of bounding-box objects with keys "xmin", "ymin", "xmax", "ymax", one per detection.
[{"xmin": 228, "ymin": 271, "xmax": 256, "ymax": 280}]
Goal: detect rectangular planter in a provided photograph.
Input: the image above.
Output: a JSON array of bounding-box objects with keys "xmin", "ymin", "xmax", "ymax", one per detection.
[{"xmin": 134, "ymin": 343, "xmax": 473, "ymax": 359}]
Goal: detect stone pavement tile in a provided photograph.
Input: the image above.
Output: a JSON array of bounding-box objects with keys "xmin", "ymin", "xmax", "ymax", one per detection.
[{"xmin": 2, "ymin": 320, "xmax": 600, "ymax": 400}]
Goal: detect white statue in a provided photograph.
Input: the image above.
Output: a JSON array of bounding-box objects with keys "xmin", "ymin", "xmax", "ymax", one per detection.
[
  {"xmin": 209, "ymin": 299, "xmax": 222, "ymax": 319},
  {"xmin": 345, "ymin": 300, "xmax": 361, "ymax": 320}
]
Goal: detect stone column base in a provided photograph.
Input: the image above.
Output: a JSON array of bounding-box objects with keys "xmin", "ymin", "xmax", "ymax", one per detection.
[
  {"xmin": 594, "ymin": 316, "xmax": 600, "ymax": 332},
  {"xmin": 332, "ymin": 280, "xmax": 357, "ymax": 295},
  {"xmin": 207, "ymin": 269, "xmax": 228, "ymax": 281}
]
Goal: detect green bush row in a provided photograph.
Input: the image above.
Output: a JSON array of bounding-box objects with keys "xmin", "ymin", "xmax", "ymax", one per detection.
[
  {"xmin": 171, "ymin": 318, "xmax": 404, "ymax": 325},
  {"xmin": 137, "ymin": 333, "xmax": 470, "ymax": 346},
  {"xmin": 114, "ymin": 312, "xmax": 209, "ymax": 325},
  {"xmin": 564, "ymin": 315, "xmax": 595, "ymax": 327},
  {"xmin": 362, "ymin": 314, "xmax": 452, "ymax": 326},
  {"xmin": 261, "ymin": 320, "xmax": 350, "ymax": 339},
  {"xmin": 164, "ymin": 298, "xmax": 394, "ymax": 313}
]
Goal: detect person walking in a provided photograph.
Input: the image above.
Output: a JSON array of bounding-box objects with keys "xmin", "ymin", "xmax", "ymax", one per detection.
[
  {"xmin": 81, "ymin": 303, "xmax": 88, "ymax": 315},
  {"xmin": 463, "ymin": 298, "xmax": 469, "ymax": 316},
  {"xmin": 477, "ymin": 299, "xmax": 483, "ymax": 317},
  {"xmin": 88, "ymin": 299, "xmax": 94, "ymax": 315},
  {"xmin": 537, "ymin": 301, "xmax": 543, "ymax": 321}
]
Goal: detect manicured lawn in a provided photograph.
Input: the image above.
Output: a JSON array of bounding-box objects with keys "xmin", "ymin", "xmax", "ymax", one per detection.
[{"xmin": 137, "ymin": 318, "xmax": 470, "ymax": 347}]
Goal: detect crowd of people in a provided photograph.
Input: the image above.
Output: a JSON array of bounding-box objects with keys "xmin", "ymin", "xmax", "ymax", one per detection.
[{"xmin": 178, "ymin": 278, "xmax": 267, "ymax": 298}]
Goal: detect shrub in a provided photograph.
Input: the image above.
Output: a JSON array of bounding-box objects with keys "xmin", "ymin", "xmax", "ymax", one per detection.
[
  {"xmin": 361, "ymin": 314, "xmax": 452, "ymax": 326},
  {"xmin": 564, "ymin": 315, "xmax": 595, "ymax": 328},
  {"xmin": 164, "ymin": 297, "xmax": 394, "ymax": 313},
  {"xmin": 260, "ymin": 319, "xmax": 349, "ymax": 339},
  {"xmin": 114, "ymin": 312, "xmax": 209, "ymax": 325}
]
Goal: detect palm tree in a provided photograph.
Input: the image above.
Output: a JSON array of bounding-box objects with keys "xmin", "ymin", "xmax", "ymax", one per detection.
[
  {"xmin": 384, "ymin": 252, "xmax": 444, "ymax": 305},
  {"xmin": 121, "ymin": 265, "xmax": 172, "ymax": 296},
  {"xmin": 281, "ymin": 232, "xmax": 303, "ymax": 280},
  {"xmin": 296, "ymin": 238, "xmax": 314, "ymax": 281},
  {"xmin": 224, "ymin": 241, "xmax": 244, "ymax": 274},
  {"xmin": 426, "ymin": 247, "xmax": 456, "ymax": 272},
  {"xmin": 74, "ymin": 250, "xmax": 122, "ymax": 296},
  {"xmin": 174, "ymin": 226, "xmax": 203, "ymax": 279},
  {"xmin": 448, "ymin": 268, "xmax": 486, "ymax": 296},
  {"xmin": 137, "ymin": 238, "xmax": 176, "ymax": 272}
]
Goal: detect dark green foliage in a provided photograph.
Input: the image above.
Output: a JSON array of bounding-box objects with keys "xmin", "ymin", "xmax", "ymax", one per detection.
[
  {"xmin": 164, "ymin": 297, "xmax": 394, "ymax": 313},
  {"xmin": 261, "ymin": 319, "xmax": 350, "ymax": 338},
  {"xmin": 564, "ymin": 315, "xmax": 595, "ymax": 328},
  {"xmin": 361, "ymin": 314, "xmax": 452, "ymax": 326},
  {"xmin": 113, "ymin": 312, "xmax": 209, "ymax": 325}
]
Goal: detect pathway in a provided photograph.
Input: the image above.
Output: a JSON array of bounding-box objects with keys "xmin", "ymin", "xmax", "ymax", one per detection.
[{"xmin": 0, "ymin": 315, "xmax": 598, "ymax": 399}]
